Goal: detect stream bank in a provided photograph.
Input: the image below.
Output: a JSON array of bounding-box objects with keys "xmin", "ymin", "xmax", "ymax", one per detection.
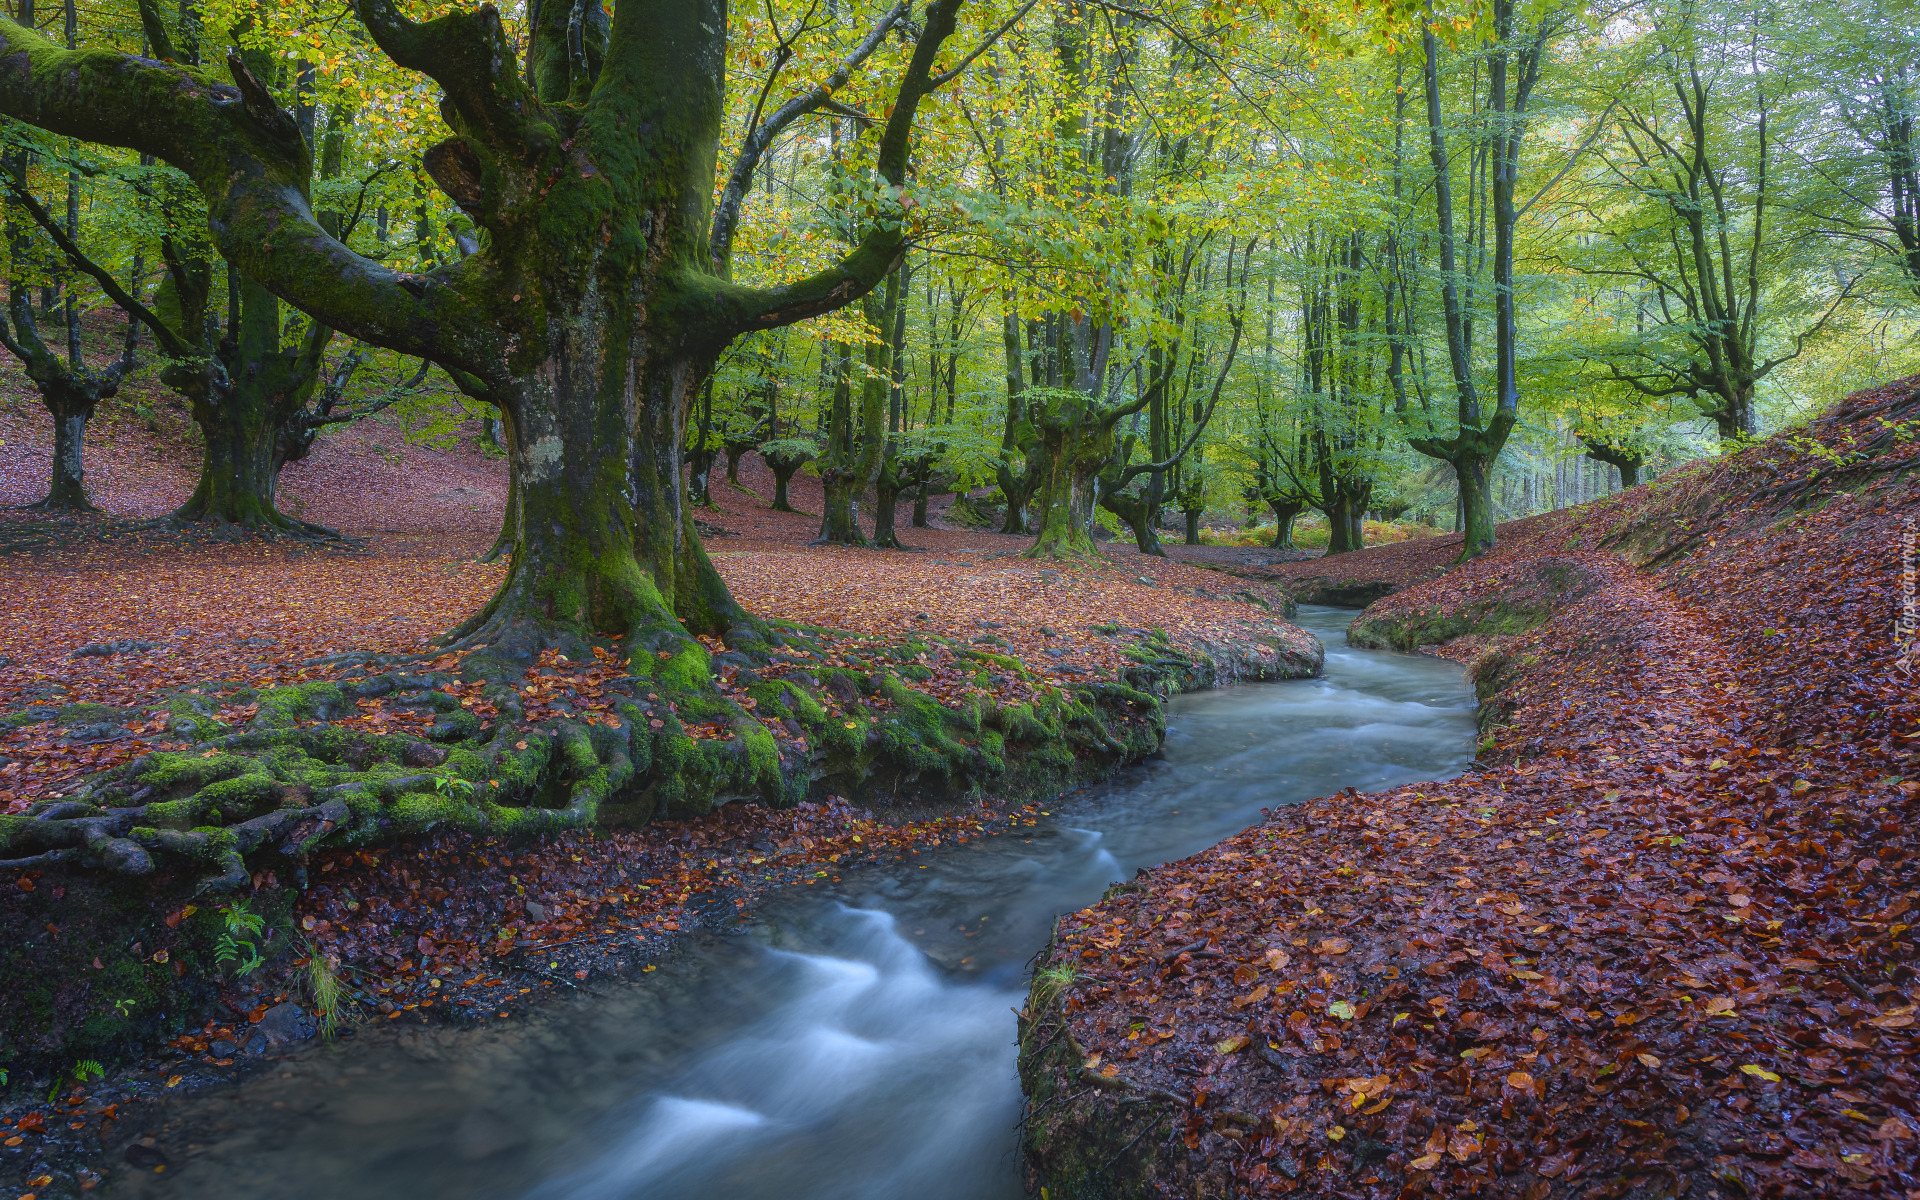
[
  {"xmin": 1018, "ymin": 379, "xmax": 1920, "ymax": 1200},
  {"xmin": 0, "ymin": 608, "xmax": 1321, "ymax": 1194},
  {"xmin": 0, "ymin": 606, "xmax": 1472, "ymax": 1198}
]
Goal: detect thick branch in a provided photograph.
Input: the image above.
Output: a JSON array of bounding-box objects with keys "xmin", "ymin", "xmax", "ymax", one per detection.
[
  {"xmin": 0, "ymin": 21, "xmax": 495, "ymax": 371},
  {"xmin": 6, "ymin": 174, "xmax": 193, "ymax": 357},
  {"xmin": 351, "ymin": 0, "xmax": 536, "ymax": 151}
]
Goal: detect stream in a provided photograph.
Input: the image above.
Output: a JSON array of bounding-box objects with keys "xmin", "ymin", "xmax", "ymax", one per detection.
[{"xmin": 105, "ymin": 606, "xmax": 1477, "ymax": 1199}]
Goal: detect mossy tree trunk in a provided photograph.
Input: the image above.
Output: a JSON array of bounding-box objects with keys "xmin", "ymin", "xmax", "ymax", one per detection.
[
  {"xmin": 1268, "ymin": 495, "xmax": 1305, "ymax": 549},
  {"xmin": 1580, "ymin": 436, "xmax": 1643, "ymax": 488},
  {"xmin": 0, "ymin": 0, "xmax": 969, "ymax": 881},
  {"xmin": 817, "ymin": 272, "xmax": 899, "ymax": 546},
  {"xmin": 171, "ymin": 276, "xmax": 332, "ymax": 531},
  {"xmin": 995, "ymin": 305, "xmax": 1038, "ymax": 535},
  {"xmin": 0, "ymin": 152, "xmax": 141, "ymax": 512},
  {"xmin": 1098, "ymin": 480, "xmax": 1165, "ymax": 557},
  {"xmin": 1025, "ymin": 384, "xmax": 1128, "ymax": 559},
  {"xmin": 1317, "ymin": 470, "xmax": 1371, "ymax": 555}
]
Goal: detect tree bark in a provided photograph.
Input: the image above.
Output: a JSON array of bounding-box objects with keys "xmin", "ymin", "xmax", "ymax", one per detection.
[
  {"xmin": 1269, "ymin": 497, "xmax": 1305, "ymax": 550},
  {"xmin": 170, "ymin": 275, "xmax": 329, "ymax": 530},
  {"xmin": 0, "ymin": 0, "xmax": 969, "ymax": 875}
]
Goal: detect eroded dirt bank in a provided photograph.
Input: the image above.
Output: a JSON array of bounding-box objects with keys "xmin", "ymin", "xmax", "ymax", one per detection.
[{"xmin": 1020, "ymin": 378, "xmax": 1920, "ymax": 1199}]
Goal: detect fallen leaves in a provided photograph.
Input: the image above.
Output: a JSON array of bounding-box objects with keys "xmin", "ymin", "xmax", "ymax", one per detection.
[{"xmin": 1033, "ymin": 377, "xmax": 1920, "ymax": 1198}]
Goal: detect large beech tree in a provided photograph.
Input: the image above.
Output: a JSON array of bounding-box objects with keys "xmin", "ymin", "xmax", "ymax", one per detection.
[
  {"xmin": 0, "ymin": 0, "xmax": 963, "ymax": 642},
  {"xmin": 0, "ymin": 0, "xmax": 995, "ymax": 884}
]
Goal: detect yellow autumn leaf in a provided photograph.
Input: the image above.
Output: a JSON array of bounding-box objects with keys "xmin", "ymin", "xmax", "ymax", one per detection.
[
  {"xmin": 1215, "ymin": 1035, "xmax": 1250, "ymax": 1054},
  {"xmin": 1739, "ymin": 1064, "xmax": 1781, "ymax": 1082}
]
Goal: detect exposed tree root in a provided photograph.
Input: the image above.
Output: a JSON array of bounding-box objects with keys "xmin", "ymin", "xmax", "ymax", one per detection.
[{"xmin": 4, "ymin": 605, "xmax": 1301, "ymax": 893}]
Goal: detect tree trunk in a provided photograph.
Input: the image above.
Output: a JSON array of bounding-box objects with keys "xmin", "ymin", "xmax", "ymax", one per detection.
[
  {"xmin": 817, "ymin": 276, "xmax": 900, "ymax": 546},
  {"xmin": 1320, "ymin": 477, "xmax": 1371, "ymax": 555},
  {"xmin": 912, "ymin": 483, "xmax": 930, "ymax": 527},
  {"xmin": 1026, "ymin": 390, "xmax": 1120, "ymax": 559},
  {"xmin": 1453, "ymin": 451, "xmax": 1498, "ymax": 560},
  {"xmin": 1100, "ymin": 485, "xmax": 1165, "ymax": 557},
  {"xmin": 1580, "ymin": 437, "xmax": 1644, "ymax": 489},
  {"xmin": 724, "ymin": 442, "xmax": 747, "ymax": 485},
  {"xmin": 996, "ymin": 305, "xmax": 1035, "ymax": 535},
  {"xmin": 32, "ymin": 392, "xmax": 95, "ymax": 511},
  {"xmin": 170, "ymin": 276, "xmax": 326, "ymax": 531},
  {"xmin": 871, "ymin": 457, "xmax": 904, "ymax": 549},
  {"xmin": 761, "ymin": 447, "xmax": 812, "ymax": 513},
  {"xmin": 771, "ymin": 464, "xmax": 799, "ymax": 512},
  {"xmin": 686, "ymin": 379, "xmax": 717, "ymax": 509},
  {"xmin": 1270, "ymin": 498, "xmax": 1305, "ymax": 550},
  {"xmin": 1183, "ymin": 506, "xmax": 1202, "ymax": 545}
]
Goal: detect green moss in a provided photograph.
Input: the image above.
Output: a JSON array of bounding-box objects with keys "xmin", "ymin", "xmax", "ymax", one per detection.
[{"xmin": 253, "ymin": 681, "xmax": 346, "ymax": 728}]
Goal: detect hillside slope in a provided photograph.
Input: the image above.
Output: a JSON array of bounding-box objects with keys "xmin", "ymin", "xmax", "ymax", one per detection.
[{"xmin": 1019, "ymin": 378, "xmax": 1920, "ymax": 1200}]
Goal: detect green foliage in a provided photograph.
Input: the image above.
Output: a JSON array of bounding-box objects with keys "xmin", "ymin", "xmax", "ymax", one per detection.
[
  {"xmin": 305, "ymin": 944, "xmax": 342, "ymax": 1040},
  {"xmin": 213, "ymin": 902, "xmax": 267, "ymax": 979}
]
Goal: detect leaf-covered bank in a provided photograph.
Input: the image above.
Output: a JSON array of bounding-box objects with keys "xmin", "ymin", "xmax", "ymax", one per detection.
[
  {"xmin": 1020, "ymin": 377, "xmax": 1920, "ymax": 1200},
  {"xmin": 0, "ymin": 442, "xmax": 1322, "ymax": 1135}
]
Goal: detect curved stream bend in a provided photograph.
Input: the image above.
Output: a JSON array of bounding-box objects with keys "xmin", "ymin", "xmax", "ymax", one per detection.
[{"xmin": 106, "ymin": 607, "xmax": 1477, "ymax": 1200}]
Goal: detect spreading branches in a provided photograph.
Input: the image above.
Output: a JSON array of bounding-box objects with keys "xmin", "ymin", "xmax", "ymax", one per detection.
[
  {"xmin": 715, "ymin": 0, "xmax": 967, "ymax": 337},
  {"xmin": 710, "ymin": 0, "xmax": 911, "ymax": 274},
  {"xmin": 0, "ymin": 17, "xmax": 489, "ymax": 371}
]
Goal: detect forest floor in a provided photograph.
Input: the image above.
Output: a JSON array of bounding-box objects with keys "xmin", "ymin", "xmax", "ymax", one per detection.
[
  {"xmin": 1021, "ymin": 378, "xmax": 1920, "ymax": 1200},
  {"xmin": 0, "ymin": 375, "xmax": 1318, "ymax": 1189}
]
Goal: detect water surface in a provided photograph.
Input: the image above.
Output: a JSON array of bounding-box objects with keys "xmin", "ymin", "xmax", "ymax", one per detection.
[{"xmin": 109, "ymin": 607, "xmax": 1475, "ymax": 1200}]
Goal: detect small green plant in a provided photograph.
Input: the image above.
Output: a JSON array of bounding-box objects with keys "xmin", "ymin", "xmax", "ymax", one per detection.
[
  {"xmin": 214, "ymin": 901, "xmax": 268, "ymax": 978},
  {"xmin": 304, "ymin": 943, "xmax": 342, "ymax": 1040},
  {"xmin": 432, "ymin": 775, "xmax": 476, "ymax": 799},
  {"xmin": 112, "ymin": 998, "xmax": 135, "ymax": 1018},
  {"xmin": 1030, "ymin": 962, "xmax": 1079, "ymax": 1012},
  {"xmin": 48, "ymin": 1059, "xmax": 104, "ymax": 1102}
]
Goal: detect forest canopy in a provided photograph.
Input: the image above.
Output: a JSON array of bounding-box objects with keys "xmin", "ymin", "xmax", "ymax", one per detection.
[
  {"xmin": 0, "ymin": 0, "xmax": 1911, "ymax": 882},
  {"xmin": 0, "ymin": 0, "xmax": 1909, "ymax": 559}
]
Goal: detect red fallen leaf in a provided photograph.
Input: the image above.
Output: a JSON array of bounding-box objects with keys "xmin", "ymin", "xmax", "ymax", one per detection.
[
  {"xmin": 15, "ymin": 1112, "xmax": 45, "ymax": 1133},
  {"xmin": 1536, "ymin": 1151, "xmax": 1579, "ymax": 1178},
  {"xmin": 416, "ymin": 935, "xmax": 436, "ymax": 956}
]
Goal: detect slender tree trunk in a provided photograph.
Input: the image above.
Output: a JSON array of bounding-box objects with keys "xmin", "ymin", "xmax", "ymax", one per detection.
[
  {"xmin": 871, "ymin": 458, "xmax": 904, "ymax": 548},
  {"xmin": 41, "ymin": 397, "xmax": 92, "ymax": 509},
  {"xmin": 996, "ymin": 304, "xmax": 1034, "ymax": 534}
]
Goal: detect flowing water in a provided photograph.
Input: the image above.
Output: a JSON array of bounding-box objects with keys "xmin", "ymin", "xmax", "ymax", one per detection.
[{"xmin": 107, "ymin": 606, "xmax": 1476, "ymax": 1200}]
